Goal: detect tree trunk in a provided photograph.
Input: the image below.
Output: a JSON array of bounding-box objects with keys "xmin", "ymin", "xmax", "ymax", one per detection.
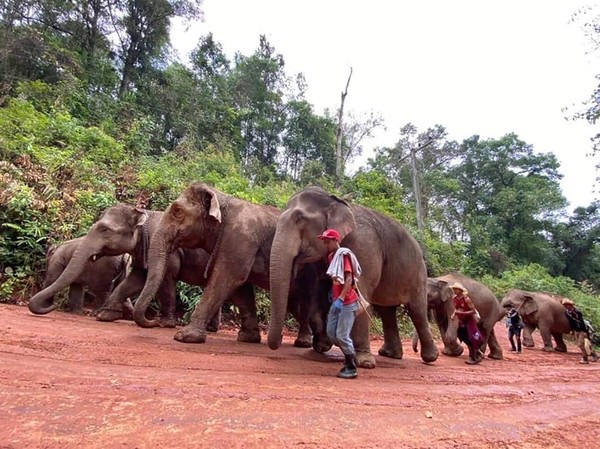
[{"xmin": 335, "ymin": 67, "xmax": 352, "ymax": 185}]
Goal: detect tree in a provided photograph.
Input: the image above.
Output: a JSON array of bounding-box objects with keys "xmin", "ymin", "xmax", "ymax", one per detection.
[
  {"xmin": 553, "ymin": 202, "xmax": 600, "ymax": 287},
  {"xmin": 281, "ymin": 100, "xmax": 336, "ymax": 180},
  {"xmin": 229, "ymin": 35, "xmax": 289, "ymax": 175},
  {"xmin": 114, "ymin": 0, "xmax": 204, "ymax": 97}
]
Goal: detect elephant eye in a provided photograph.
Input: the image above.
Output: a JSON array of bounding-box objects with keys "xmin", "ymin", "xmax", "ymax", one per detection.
[{"xmin": 171, "ymin": 204, "xmax": 185, "ymax": 220}]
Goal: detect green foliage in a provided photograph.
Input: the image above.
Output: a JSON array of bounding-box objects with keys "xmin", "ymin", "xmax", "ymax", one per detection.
[{"xmin": 178, "ymin": 282, "xmax": 203, "ymax": 325}]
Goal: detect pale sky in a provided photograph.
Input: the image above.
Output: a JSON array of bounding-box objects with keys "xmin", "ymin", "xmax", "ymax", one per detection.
[{"xmin": 172, "ymin": 0, "xmax": 600, "ymax": 212}]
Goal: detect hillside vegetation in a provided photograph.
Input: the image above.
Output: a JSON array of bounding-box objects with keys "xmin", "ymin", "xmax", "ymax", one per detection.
[{"xmin": 1, "ymin": 2, "xmax": 599, "ymax": 332}]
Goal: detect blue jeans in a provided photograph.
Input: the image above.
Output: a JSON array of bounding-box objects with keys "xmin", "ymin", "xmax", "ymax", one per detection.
[{"xmin": 327, "ymin": 301, "xmax": 358, "ymax": 356}]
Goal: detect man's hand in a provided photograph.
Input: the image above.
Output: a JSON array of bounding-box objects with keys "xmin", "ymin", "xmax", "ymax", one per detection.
[{"xmin": 332, "ymin": 298, "xmax": 344, "ymax": 311}]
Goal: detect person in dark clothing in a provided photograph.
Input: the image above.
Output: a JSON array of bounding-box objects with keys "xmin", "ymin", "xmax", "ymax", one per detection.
[
  {"xmin": 562, "ymin": 298, "xmax": 599, "ymax": 364},
  {"xmin": 504, "ymin": 305, "xmax": 523, "ymax": 353}
]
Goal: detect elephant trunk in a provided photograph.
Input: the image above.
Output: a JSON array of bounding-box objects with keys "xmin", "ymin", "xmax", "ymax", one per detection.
[
  {"xmin": 412, "ymin": 330, "xmax": 419, "ymax": 352},
  {"xmin": 132, "ymin": 226, "xmax": 170, "ymax": 328},
  {"xmin": 267, "ymin": 227, "xmax": 301, "ymax": 350},
  {"xmin": 28, "ymin": 245, "xmax": 93, "ymax": 314}
]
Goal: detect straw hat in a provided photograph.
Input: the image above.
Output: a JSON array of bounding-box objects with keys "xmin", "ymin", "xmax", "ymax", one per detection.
[
  {"xmin": 450, "ymin": 282, "xmax": 468, "ymax": 295},
  {"xmin": 561, "ymin": 298, "xmax": 575, "ymax": 306}
]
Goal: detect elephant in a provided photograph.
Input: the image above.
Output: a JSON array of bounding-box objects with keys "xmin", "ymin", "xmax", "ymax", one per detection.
[
  {"xmin": 41, "ymin": 237, "xmax": 128, "ymax": 314},
  {"xmin": 132, "ymin": 183, "xmax": 332, "ymax": 350},
  {"xmin": 500, "ymin": 289, "xmax": 570, "ymax": 352},
  {"xmin": 267, "ymin": 186, "xmax": 439, "ymax": 369},
  {"xmin": 414, "ymin": 274, "xmax": 504, "ymax": 360},
  {"xmin": 28, "ymin": 204, "xmax": 246, "ymax": 336}
]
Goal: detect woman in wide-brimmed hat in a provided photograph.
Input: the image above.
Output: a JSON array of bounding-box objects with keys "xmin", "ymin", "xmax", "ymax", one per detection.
[{"xmin": 450, "ymin": 282, "xmax": 484, "ymax": 364}]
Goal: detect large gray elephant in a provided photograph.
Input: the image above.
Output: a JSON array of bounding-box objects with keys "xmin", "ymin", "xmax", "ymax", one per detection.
[
  {"xmin": 132, "ymin": 183, "xmax": 332, "ymax": 350},
  {"xmin": 42, "ymin": 237, "xmax": 128, "ymax": 314},
  {"xmin": 415, "ymin": 274, "xmax": 503, "ymax": 359},
  {"xmin": 500, "ymin": 289, "xmax": 570, "ymax": 352},
  {"xmin": 267, "ymin": 186, "xmax": 439, "ymax": 369},
  {"xmin": 28, "ymin": 204, "xmax": 255, "ymax": 338}
]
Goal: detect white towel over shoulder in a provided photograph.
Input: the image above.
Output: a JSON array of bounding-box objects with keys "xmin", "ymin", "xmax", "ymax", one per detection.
[{"xmin": 326, "ymin": 247, "xmax": 362, "ymax": 285}]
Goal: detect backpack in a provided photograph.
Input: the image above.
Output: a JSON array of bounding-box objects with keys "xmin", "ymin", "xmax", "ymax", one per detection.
[{"xmin": 509, "ymin": 310, "xmax": 523, "ymax": 329}]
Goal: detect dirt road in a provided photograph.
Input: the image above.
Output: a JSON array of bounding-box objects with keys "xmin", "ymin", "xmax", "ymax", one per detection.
[{"xmin": 1, "ymin": 303, "xmax": 599, "ymax": 448}]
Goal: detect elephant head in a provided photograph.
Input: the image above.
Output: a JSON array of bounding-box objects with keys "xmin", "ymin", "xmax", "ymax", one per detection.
[
  {"xmin": 28, "ymin": 204, "xmax": 148, "ymax": 314},
  {"xmin": 132, "ymin": 182, "xmax": 223, "ymax": 328},
  {"xmin": 500, "ymin": 290, "xmax": 538, "ymax": 318},
  {"xmin": 267, "ymin": 187, "xmax": 356, "ymax": 350}
]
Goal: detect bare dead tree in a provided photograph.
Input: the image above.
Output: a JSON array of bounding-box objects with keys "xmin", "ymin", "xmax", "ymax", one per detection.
[{"xmin": 335, "ymin": 67, "xmax": 353, "ymax": 183}]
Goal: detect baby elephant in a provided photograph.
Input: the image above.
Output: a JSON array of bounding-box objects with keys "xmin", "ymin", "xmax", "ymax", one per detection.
[{"xmin": 40, "ymin": 237, "xmax": 128, "ymax": 314}]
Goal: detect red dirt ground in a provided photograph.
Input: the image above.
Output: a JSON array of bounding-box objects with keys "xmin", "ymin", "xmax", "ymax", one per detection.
[{"xmin": 1, "ymin": 303, "xmax": 599, "ymax": 449}]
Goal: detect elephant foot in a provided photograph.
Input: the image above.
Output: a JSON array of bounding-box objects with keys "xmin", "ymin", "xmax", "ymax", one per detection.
[
  {"xmin": 554, "ymin": 346, "xmax": 567, "ymax": 353},
  {"xmin": 356, "ymin": 351, "xmax": 376, "ymax": 369},
  {"xmin": 442, "ymin": 346, "xmax": 464, "ymax": 357},
  {"xmin": 174, "ymin": 327, "xmax": 207, "ymax": 344},
  {"xmin": 487, "ymin": 352, "xmax": 503, "ymax": 360},
  {"xmin": 378, "ymin": 343, "xmax": 403, "ymax": 359},
  {"xmin": 420, "ymin": 344, "xmax": 439, "ymax": 364},
  {"xmin": 523, "ymin": 341, "xmax": 535, "ymax": 348},
  {"xmin": 160, "ymin": 317, "xmax": 177, "ymax": 328},
  {"xmin": 293, "ymin": 334, "xmax": 312, "ymax": 348},
  {"xmin": 206, "ymin": 323, "xmax": 219, "ymax": 333},
  {"xmin": 542, "ymin": 346, "xmax": 555, "ymax": 352},
  {"xmin": 237, "ymin": 329, "xmax": 261, "ymax": 343},
  {"xmin": 96, "ymin": 309, "xmax": 123, "ymax": 322},
  {"xmin": 312, "ymin": 339, "xmax": 333, "ymax": 354}
]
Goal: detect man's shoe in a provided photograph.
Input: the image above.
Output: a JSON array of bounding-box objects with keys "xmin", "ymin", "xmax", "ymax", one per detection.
[
  {"xmin": 510, "ymin": 349, "xmax": 517, "ymax": 353},
  {"xmin": 590, "ymin": 355, "xmax": 599, "ymax": 362},
  {"xmin": 337, "ymin": 354, "xmax": 358, "ymax": 379},
  {"xmin": 580, "ymin": 358, "xmax": 590, "ymax": 364},
  {"xmin": 337, "ymin": 366, "xmax": 358, "ymax": 379}
]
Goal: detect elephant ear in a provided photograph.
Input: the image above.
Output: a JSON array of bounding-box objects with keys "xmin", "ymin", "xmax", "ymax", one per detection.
[
  {"xmin": 190, "ymin": 183, "xmax": 222, "ymax": 223},
  {"xmin": 133, "ymin": 207, "xmax": 148, "ymax": 227},
  {"xmin": 325, "ymin": 197, "xmax": 356, "ymax": 240},
  {"xmin": 522, "ymin": 295, "xmax": 538, "ymax": 315},
  {"xmin": 437, "ymin": 280, "xmax": 452, "ymax": 302},
  {"xmin": 206, "ymin": 189, "xmax": 222, "ymax": 223},
  {"xmin": 46, "ymin": 243, "xmax": 58, "ymax": 258}
]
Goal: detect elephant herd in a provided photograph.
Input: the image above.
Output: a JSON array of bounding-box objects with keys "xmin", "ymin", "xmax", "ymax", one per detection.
[{"xmin": 28, "ymin": 183, "xmax": 580, "ymax": 369}]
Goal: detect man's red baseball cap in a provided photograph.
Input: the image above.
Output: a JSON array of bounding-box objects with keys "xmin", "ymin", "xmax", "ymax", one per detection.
[{"xmin": 317, "ymin": 228, "xmax": 341, "ymax": 241}]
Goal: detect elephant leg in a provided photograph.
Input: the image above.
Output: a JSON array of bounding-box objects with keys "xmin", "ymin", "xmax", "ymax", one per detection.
[
  {"xmin": 485, "ymin": 327, "xmax": 503, "ymax": 359},
  {"xmin": 174, "ymin": 262, "xmax": 246, "ymax": 344},
  {"xmin": 67, "ymin": 284, "xmax": 85, "ymax": 314},
  {"xmin": 156, "ymin": 279, "xmax": 177, "ymax": 328},
  {"xmin": 311, "ymin": 307, "xmax": 333, "ymax": 354},
  {"xmin": 90, "ymin": 291, "xmax": 109, "ymax": 316},
  {"xmin": 229, "ymin": 283, "xmax": 261, "ymax": 343},
  {"xmin": 206, "ymin": 307, "xmax": 221, "ymax": 333},
  {"xmin": 538, "ymin": 324, "xmax": 555, "ymax": 352},
  {"xmin": 553, "ymin": 332, "xmax": 568, "ymax": 352},
  {"xmin": 96, "ymin": 270, "xmax": 145, "ymax": 322},
  {"xmin": 349, "ymin": 310, "xmax": 376, "ymax": 369},
  {"xmin": 373, "ymin": 305, "xmax": 403, "ymax": 359},
  {"xmin": 522, "ymin": 324, "xmax": 535, "ymax": 348},
  {"xmin": 290, "ymin": 295, "xmax": 313, "ymax": 348},
  {"xmin": 406, "ymin": 300, "xmax": 439, "ymax": 364}
]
